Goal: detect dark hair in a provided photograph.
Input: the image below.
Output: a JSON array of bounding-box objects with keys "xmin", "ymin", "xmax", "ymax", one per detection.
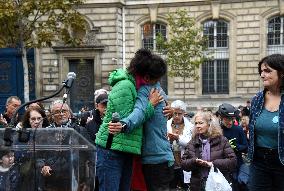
[
  {"xmin": 27, "ymin": 102, "xmax": 45, "ymax": 110},
  {"xmin": 127, "ymin": 48, "xmax": 167, "ymax": 80},
  {"xmin": 21, "ymin": 107, "xmax": 49, "ymax": 128},
  {"xmin": 0, "ymin": 146, "xmax": 13, "ymax": 159},
  {"xmin": 258, "ymin": 54, "xmax": 284, "ymax": 76}
]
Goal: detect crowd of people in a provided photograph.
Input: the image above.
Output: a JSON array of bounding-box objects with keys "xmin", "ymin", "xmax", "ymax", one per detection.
[{"xmin": 0, "ymin": 52, "xmax": 284, "ymax": 191}]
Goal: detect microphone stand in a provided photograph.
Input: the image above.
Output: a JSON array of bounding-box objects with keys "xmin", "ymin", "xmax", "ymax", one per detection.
[
  {"xmin": 2, "ymin": 78, "xmax": 73, "ymax": 191},
  {"xmin": 4, "ymin": 80, "xmax": 68, "ymax": 146}
]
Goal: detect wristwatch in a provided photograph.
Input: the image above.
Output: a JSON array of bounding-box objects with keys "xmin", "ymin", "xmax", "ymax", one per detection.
[{"xmin": 121, "ymin": 122, "xmax": 127, "ymax": 133}]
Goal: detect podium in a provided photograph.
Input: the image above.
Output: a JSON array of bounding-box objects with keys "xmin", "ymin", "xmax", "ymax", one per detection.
[{"xmin": 0, "ymin": 128, "xmax": 96, "ymax": 191}]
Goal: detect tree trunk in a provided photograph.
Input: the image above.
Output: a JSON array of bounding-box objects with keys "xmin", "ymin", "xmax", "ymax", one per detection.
[
  {"xmin": 22, "ymin": 45, "xmax": 30, "ymax": 103},
  {"xmin": 183, "ymin": 76, "xmax": 186, "ymax": 102}
]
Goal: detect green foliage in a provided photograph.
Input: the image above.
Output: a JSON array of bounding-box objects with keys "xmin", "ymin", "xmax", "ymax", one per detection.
[
  {"xmin": 0, "ymin": 0, "xmax": 86, "ymax": 48},
  {"xmin": 157, "ymin": 9, "xmax": 208, "ymax": 80}
]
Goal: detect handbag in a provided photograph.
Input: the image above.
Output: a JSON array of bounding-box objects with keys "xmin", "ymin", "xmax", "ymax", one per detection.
[{"xmin": 205, "ymin": 165, "xmax": 232, "ymax": 191}]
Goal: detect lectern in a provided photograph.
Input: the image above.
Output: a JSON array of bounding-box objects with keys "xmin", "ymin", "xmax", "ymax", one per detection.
[{"xmin": 0, "ymin": 128, "xmax": 96, "ymax": 191}]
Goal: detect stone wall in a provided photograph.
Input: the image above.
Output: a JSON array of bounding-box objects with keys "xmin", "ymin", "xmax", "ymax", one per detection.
[{"xmin": 36, "ymin": 0, "xmax": 280, "ymax": 109}]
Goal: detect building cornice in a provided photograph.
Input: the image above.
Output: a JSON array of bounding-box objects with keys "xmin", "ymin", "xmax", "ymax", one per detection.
[
  {"xmin": 52, "ymin": 45, "xmax": 105, "ymax": 52},
  {"xmin": 83, "ymin": 0, "xmax": 266, "ymax": 5},
  {"xmin": 82, "ymin": 0, "xmax": 208, "ymax": 7}
]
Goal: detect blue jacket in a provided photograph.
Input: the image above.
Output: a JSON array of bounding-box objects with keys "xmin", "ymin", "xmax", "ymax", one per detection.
[
  {"xmin": 248, "ymin": 90, "xmax": 284, "ymax": 165},
  {"xmin": 121, "ymin": 83, "xmax": 174, "ymax": 164}
]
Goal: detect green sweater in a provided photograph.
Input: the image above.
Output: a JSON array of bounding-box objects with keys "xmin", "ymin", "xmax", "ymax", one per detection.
[{"xmin": 95, "ymin": 69, "xmax": 154, "ymax": 154}]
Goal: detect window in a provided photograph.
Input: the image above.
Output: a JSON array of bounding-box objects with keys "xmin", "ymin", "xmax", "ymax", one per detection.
[
  {"xmin": 268, "ymin": 16, "xmax": 282, "ymax": 45},
  {"xmin": 203, "ymin": 20, "xmax": 228, "ymax": 48},
  {"xmin": 202, "ymin": 20, "xmax": 229, "ymax": 94},
  {"xmin": 267, "ymin": 16, "xmax": 284, "ymax": 54},
  {"xmin": 141, "ymin": 22, "xmax": 168, "ymax": 94},
  {"xmin": 141, "ymin": 22, "xmax": 167, "ymax": 51},
  {"xmin": 202, "ymin": 59, "xmax": 229, "ymax": 94}
]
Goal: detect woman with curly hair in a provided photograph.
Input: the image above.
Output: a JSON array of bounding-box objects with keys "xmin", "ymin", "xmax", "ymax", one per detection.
[{"xmin": 181, "ymin": 111, "xmax": 237, "ymax": 191}]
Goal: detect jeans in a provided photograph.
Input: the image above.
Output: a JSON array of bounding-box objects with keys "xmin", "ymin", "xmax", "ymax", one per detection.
[
  {"xmin": 142, "ymin": 162, "xmax": 174, "ymax": 191},
  {"xmin": 248, "ymin": 147, "xmax": 284, "ymax": 191},
  {"xmin": 96, "ymin": 146, "xmax": 133, "ymax": 191}
]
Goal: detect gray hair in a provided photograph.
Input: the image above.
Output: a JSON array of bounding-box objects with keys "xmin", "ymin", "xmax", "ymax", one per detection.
[
  {"xmin": 6, "ymin": 96, "xmax": 21, "ymax": 106},
  {"xmin": 94, "ymin": 89, "xmax": 108, "ymax": 102},
  {"xmin": 171, "ymin": 100, "xmax": 187, "ymax": 111},
  {"xmin": 50, "ymin": 99, "xmax": 70, "ymax": 111}
]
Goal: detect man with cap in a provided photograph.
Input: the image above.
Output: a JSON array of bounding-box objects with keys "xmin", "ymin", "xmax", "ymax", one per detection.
[
  {"xmin": 216, "ymin": 103, "xmax": 248, "ymax": 191},
  {"xmin": 86, "ymin": 92, "xmax": 108, "ymax": 145},
  {"xmin": 85, "ymin": 92, "xmax": 108, "ymax": 191}
]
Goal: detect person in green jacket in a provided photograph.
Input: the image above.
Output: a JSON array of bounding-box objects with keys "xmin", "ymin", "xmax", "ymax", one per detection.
[
  {"xmin": 108, "ymin": 50, "xmax": 174, "ymax": 191},
  {"xmin": 95, "ymin": 49, "xmax": 166, "ymax": 191}
]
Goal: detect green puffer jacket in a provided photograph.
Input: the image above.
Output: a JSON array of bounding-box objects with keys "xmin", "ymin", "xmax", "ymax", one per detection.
[{"xmin": 95, "ymin": 69, "xmax": 154, "ymax": 154}]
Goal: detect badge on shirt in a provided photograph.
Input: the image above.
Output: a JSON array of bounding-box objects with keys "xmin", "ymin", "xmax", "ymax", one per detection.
[{"xmin": 272, "ymin": 116, "xmax": 279, "ymax": 123}]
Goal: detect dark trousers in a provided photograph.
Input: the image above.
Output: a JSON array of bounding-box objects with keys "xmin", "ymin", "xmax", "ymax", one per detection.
[
  {"xmin": 169, "ymin": 168, "xmax": 186, "ymax": 189},
  {"xmin": 142, "ymin": 162, "xmax": 174, "ymax": 191},
  {"xmin": 248, "ymin": 147, "xmax": 284, "ymax": 191}
]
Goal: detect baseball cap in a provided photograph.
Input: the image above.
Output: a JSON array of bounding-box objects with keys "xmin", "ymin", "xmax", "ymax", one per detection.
[{"xmin": 95, "ymin": 93, "xmax": 108, "ymax": 104}]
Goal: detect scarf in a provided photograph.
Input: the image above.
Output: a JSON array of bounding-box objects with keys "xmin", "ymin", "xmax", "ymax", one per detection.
[
  {"xmin": 199, "ymin": 135, "xmax": 211, "ymax": 178},
  {"xmin": 135, "ymin": 74, "xmax": 146, "ymax": 90}
]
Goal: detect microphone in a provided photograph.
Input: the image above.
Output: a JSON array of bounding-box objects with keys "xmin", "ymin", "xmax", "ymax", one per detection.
[
  {"xmin": 63, "ymin": 93, "xmax": 68, "ymax": 103},
  {"xmin": 106, "ymin": 112, "xmax": 120, "ymax": 149},
  {"xmin": 64, "ymin": 72, "xmax": 76, "ymax": 89}
]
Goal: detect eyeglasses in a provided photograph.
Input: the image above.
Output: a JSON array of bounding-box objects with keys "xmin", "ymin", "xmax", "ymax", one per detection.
[
  {"xmin": 30, "ymin": 117, "xmax": 43, "ymax": 122},
  {"xmin": 52, "ymin": 109, "xmax": 69, "ymax": 115}
]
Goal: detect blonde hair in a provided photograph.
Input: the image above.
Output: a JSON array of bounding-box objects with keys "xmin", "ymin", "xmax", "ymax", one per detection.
[
  {"xmin": 241, "ymin": 116, "xmax": 249, "ymax": 127},
  {"xmin": 191, "ymin": 111, "xmax": 223, "ymax": 139}
]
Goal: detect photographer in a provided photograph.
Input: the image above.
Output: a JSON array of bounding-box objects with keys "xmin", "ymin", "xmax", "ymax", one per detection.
[{"xmin": 85, "ymin": 93, "xmax": 108, "ymax": 145}]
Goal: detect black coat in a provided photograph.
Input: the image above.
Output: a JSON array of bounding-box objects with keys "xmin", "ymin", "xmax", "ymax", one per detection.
[
  {"xmin": 85, "ymin": 109, "xmax": 102, "ymax": 144},
  {"xmin": 181, "ymin": 135, "xmax": 237, "ymax": 191}
]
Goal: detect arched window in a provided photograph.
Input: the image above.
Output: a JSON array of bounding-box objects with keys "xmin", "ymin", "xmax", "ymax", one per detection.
[
  {"xmin": 203, "ymin": 20, "xmax": 228, "ymax": 48},
  {"xmin": 267, "ymin": 16, "xmax": 284, "ymax": 54},
  {"xmin": 140, "ymin": 22, "xmax": 168, "ymax": 93},
  {"xmin": 202, "ymin": 20, "xmax": 229, "ymax": 94},
  {"xmin": 141, "ymin": 22, "xmax": 167, "ymax": 51}
]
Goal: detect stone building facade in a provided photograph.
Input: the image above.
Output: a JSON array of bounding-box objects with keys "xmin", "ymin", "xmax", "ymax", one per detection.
[{"xmin": 37, "ymin": 0, "xmax": 284, "ymax": 112}]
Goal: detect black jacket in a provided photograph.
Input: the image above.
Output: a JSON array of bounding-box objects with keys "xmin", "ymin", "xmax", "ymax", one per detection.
[{"xmin": 85, "ymin": 109, "xmax": 102, "ymax": 144}]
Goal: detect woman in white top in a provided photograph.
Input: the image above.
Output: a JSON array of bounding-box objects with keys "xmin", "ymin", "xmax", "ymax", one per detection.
[{"xmin": 167, "ymin": 100, "xmax": 193, "ymax": 189}]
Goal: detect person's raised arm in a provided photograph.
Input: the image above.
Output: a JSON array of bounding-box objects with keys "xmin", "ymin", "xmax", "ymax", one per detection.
[{"xmin": 108, "ymin": 87, "xmax": 163, "ymax": 134}]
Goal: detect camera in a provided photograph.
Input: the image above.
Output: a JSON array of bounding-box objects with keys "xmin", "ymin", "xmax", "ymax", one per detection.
[{"xmin": 73, "ymin": 110, "xmax": 93, "ymax": 119}]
